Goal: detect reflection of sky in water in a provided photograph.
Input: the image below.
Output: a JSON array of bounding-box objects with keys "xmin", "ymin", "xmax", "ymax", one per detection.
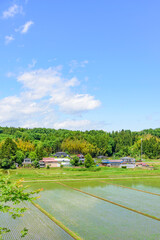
[
  {"xmin": 30, "ymin": 181, "xmax": 160, "ymax": 240},
  {"xmin": 110, "ymin": 178, "xmax": 160, "ymax": 195},
  {"xmin": 1, "ymin": 202, "xmax": 73, "ymax": 240},
  {"xmin": 70, "ymin": 182, "xmax": 160, "ymax": 218}
]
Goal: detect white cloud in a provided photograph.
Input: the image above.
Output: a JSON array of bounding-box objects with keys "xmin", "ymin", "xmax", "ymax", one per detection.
[
  {"xmin": 0, "ymin": 66, "xmax": 101, "ymax": 128},
  {"xmin": 21, "ymin": 21, "xmax": 34, "ymax": 34},
  {"xmin": 17, "ymin": 67, "xmax": 62, "ymax": 99},
  {"xmin": 65, "ymin": 77, "xmax": 79, "ymax": 87},
  {"xmin": 52, "ymin": 93, "xmax": 101, "ymax": 114},
  {"xmin": 53, "ymin": 119, "xmax": 91, "ymax": 130},
  {"xmin": 18, "ymin": 67, "xmax": 100, "ymax": 112},
  {"xmin": 16, "ymin": 21, "xmax": 34, "ymax": 34},
  {"xmin": 0, "ymin": 96, "xmax": 39, "ymax": 122},
  {"xmin": 5, "ymin": 35, "xmax": 14, "ymax": 44},
  {"xmin": 2, "ymin": 4, "xmax": 23, "ymax": 19}
]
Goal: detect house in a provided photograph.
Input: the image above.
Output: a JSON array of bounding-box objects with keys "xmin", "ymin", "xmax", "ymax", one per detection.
[
  {"xmin": 136, "ymin": 162, "xmax": 148, "ymax": 167},
  {"xmin": 22, "ymin": 158, "xmax": 32, "ymax": 166},
  {"xmin": 54, "ymin": 152, "xmax": 70, "ymax": 158},
  {"xmin": 97, "ymin": 155, "xmax": 107, "ymax": 159},
  {"xmin": 77, "ymin": 154, "xmax": 85, "ymax": 163},
  {"xmin": 120, "ymin": 163, "xmax": 136, "ymax": 168},
  {"xmin": 101, "ymin": 158, "xmax": 136, "ymax": 168},
  {"xmin": 101, "ymin": 159, "xmax": 123, "ymax": 167},
  {"xmin": 120, "ymin": 157, "xmax": 135, "ymax": 164},
  {"xmin": 15, "ymin": 163, "xmax": 19, "ymax": 168},
  {"xmin": 39, "ymin": 157, "xmax": 71, "ymax": 168}
]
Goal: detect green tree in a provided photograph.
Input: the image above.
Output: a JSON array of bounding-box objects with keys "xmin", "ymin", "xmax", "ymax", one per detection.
[
  {"xmin": 33, "ymin": 160, "xmax": 39, "ymax": 168},
  {"xmin": 1, "ymin": 138, "xmax": 17, "ymax": 159},
  {"xmin": 84, "ymin": 153, "xmax": 94, "ymax": 168},
  {"xmin": 15, "ymin": 150, "xmax": 24, "ymax": 165},
  {"xmin": 29, "ymin": 151, "xmax": 37, "ymax": 161},
  {"xmin": 0, "ymin": 176, "xmax": 41, "ymax": 239},
  {"xmin": 0, "ymin": 158, "xmax": 13, "ymax": 169},
  {"xmin": 35, "ymin": 145, "xmax": 44, "ymax": 160},
  {"xmin": 71, "ymin": 156, "xmax": 79, "ymax": 166}
]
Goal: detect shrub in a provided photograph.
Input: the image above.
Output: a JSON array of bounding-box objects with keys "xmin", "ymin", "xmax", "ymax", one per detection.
[
  {"xmin": 88, "ymin": 167, "xmax": 101, "ymax": 172},
  {"xmin": 121, "ymin": 166, "xmax": 127, "ymax": 169}
]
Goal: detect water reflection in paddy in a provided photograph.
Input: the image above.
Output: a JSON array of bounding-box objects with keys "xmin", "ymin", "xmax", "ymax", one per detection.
[{"xmin": 29, "ymin": 179, "xmax": 160, "ymax": 240}]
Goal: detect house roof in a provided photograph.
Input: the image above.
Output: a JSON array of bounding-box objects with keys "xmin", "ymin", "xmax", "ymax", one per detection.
[
  {"xmin": 120, "ymin": 157, "xmax": 135, "ymax": 160},
  {"xmin": 77, "ymin": 154, "xmax": 84, "ymax": 157},
  {"xmin": 40, "ymin": 157, "xmax": 70, "ymax": 163},
  {"xmin": 102, "ymin": 159, "xmax": 123, "ymax": 163},
  {"xmin": 136, "ymin": 162, "xmax": 147, "ymax": 166}
]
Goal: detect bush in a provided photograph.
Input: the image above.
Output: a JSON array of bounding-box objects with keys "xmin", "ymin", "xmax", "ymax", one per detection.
[
  {"xmin": 71, "ymin": 156, "xmax": 79, "ymax": 166},
  {"xmin": 46, "ymin": 165, "xmax": 50, "ymax": 169},
  {"xmin": 10, "ymin": 164, "xmax": 17, "ymax": 169},
  {"xmin": 88, "ymin": 167, "xmax": 101, "ymax": 172},
  {"xmin": 121, "ymin": 166, "xmax": 127, "ymax": 169},
  {"xmin": 33, "ymin": 160, "xmax": 39, "ymax": 168}
]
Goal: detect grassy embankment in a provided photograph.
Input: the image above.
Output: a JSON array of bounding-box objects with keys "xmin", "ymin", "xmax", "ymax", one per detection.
[{"xmin": 0, "ymin": 164, "xmax": 160, "ymax": 181}]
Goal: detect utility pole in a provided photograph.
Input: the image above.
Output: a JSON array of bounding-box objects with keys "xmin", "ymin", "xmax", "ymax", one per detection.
[{"xmin": 141, "ymin": 138, "xmax": 142, "ymax": 161}]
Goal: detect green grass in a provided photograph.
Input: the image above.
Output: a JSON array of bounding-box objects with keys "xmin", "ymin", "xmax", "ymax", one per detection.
[{"xmin": 1, "ymin": 166, "xmax": 160, "ymax": 181}]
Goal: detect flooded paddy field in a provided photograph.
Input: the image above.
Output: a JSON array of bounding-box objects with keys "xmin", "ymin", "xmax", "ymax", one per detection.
[
  {"xmin": 1, "ymin": 202, "xmax": 73, "ymax": 240},
  {"xmin": 64, "ymin": 180, "xmax": 160, "ymax": 219},
  {"xmin": 27, "ymin": 178, "xmax": 160, "ymax": 240},
  {"xmin": 2, "ymin": 178, "xmax": 160, "ymax": 239}
]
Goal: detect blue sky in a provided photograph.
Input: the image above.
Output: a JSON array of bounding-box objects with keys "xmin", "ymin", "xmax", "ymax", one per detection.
[{"xmin": 0, "ymin": 0, "xmax": 160, "ymax": 131}]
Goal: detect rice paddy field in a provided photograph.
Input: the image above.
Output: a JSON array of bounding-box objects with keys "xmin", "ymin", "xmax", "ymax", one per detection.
[
  {"xmin": 1, "ymin": 202, "xmax": 73, "ymax": 240},
  {"xmin": 1, "ymin": 170, "xmax": 160, "ymax": 239}
]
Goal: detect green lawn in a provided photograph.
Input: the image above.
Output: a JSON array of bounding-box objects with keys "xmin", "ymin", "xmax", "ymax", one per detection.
[{"xmin": 1, "ymin": 166, "xmax": 160, "ymax": 181}]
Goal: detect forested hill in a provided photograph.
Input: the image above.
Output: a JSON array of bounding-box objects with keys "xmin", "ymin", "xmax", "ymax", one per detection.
[{"xmin": 0, "ymin": 127, "xmax": 160, "ymax": 161}]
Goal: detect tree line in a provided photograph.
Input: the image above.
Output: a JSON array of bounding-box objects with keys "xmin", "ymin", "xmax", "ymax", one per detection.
[{"xmin": 0, "ymin": 127, "xmax": 160, "ymax": 168}]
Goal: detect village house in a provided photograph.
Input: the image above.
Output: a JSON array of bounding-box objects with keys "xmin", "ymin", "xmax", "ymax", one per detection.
[
  {"xmin": 120, "ymin": 157, "xmax": 135, "ymax": 164},
  {"xmin": 54, "ymin": 152, "xmax": 70, "ymax": 158},
  {"xmin": 22, "ymin": 158, "xmax": 32, "ymax": 166},
  {"xmin": 77, "ymin": 154, "xmax": 85, "ymax": 163},
  {"xmin": 101, "ymin": 157, "xmax": 136, "ymax": 168},
  {"xmin": 39, "ymin": 157, "xmax": 71, "ymax": 168},
  {"xmin": 101, "ymin": 159, "xmax": 123, "ymax": 167}
]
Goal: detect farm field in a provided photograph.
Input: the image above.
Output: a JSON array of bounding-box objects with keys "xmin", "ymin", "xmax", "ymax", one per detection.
[
  {"xmin": 1, "ymin": 169, "xmax": 160, "ymax": 239},
  {"xmin": 1, "ymin": 202, "xmax": 73, "ymax": 240},
  {"xmin": 1, "ymin": 165, "xmax": 160, "ymax": 182},
  {"xmin": 26, "ymin": 178, "xmax": 160, "ymax": 240}
]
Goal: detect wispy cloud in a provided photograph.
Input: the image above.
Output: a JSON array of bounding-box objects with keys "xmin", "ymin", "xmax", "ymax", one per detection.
[
  {"xmin": 28, "ymin": 59, "xmax": 37, "ymax": 68},
  {"xmin": 2, "ymin": 4, "xmax": 23, "ymax": 19},
  {"xmin": 53, "ymin": 119, "xmax": 108, "ymax": 131},
  {"xmin": 21, "ymin": 21, "xmax": 34, "ymax": 34},
  {"xmin": 5, "ymin": 35, "xmax": 14, "ymax": 45},
  {"xmin": 80, "ymin": 60, "xmax": 89, "ymax": 67},
  {"xmin": 53, "ymin": 119, "xmax": 91, "ymax": 130},
  {"xmin": 16, "ymin": 21, "xmax": 34, "ymax": 34},
  {"xmin": 6, "ymin": 72, "xmax": 16, "ymax": 78},
  {"xmin": 69, "ymin": 60, "xmax": 89, "ymax": 73}
]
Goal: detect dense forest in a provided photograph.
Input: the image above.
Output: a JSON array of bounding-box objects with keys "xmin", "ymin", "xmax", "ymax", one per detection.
[{"xmin": 0, "ymin": 126, "xmax": 160, "ymax": 168}]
